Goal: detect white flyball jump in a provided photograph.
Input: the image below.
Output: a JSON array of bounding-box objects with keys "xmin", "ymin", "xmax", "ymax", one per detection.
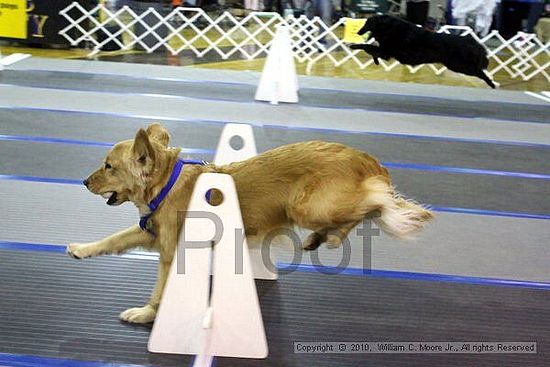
[
  {"xmin": 148, "ymin": 123, "xmax": 272, "ymax": 366},
  {"xmin": 255, "ymin": 24, "xmax": 299, "ymax": 104},
  {"xmin": 213, "ymin": 123, "xmax": 259, "ymax": 166},
  {"xmin": 214, "ymin": 123, "xmax": 278, "ymax": 281}
]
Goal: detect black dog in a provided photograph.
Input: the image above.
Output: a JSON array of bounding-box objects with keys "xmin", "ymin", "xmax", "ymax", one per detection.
[{"xmin": 350, "ymin": 15, "xmax": 496, "ymax": 88}]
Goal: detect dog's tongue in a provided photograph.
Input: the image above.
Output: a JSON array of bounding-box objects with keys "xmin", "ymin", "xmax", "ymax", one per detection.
[{"xmin": 106, "ymin": 192, "xmax": 118, "ymax": 205}]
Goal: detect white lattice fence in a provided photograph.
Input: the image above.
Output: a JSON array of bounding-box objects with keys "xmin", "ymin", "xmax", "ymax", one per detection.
[{"xmin": 59, "ymin": 2, "xmax": 549, "ymax": 81}]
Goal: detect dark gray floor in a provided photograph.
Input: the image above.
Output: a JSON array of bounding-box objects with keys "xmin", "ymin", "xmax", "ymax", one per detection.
[
  {"xmin": 2, "ymin": 108, "xmax": 549, "ymax": 174},
  {"xmin": 1, "ymin": 249, "xmax": 549, "ymax": 367},
  {"xmin": 2, "ymin": 70, "xmax": 549, "ymax": 123},
  {"xmin": 2, "ymin": 135, "xmax": 550, "ymax": 215},
  {"xmin": 1, "ymin": 59, "xmax": 549, "ymax": 367},
  {"xmin": 9, "ymin": 57, "xmax": 548, "ymax": 106}
]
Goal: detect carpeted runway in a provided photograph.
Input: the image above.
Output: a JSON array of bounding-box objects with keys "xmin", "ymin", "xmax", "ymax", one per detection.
[
  {"xmin": 2, "ymin": 69, "xmax": 549, "ymax": 123},
  {"xmin": 0, "ymin": 57, "xmax": 548, "ymax": 367},
  {"xmin": 1, "ymin": 249, "xmax": 549, "ymax": 367}
]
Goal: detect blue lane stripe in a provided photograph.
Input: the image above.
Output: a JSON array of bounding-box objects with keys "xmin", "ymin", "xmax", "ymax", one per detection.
[
  {"xmin": 0, "ymin": 241, "xmax": 161, "ymax": 260},
  {"xmin": 283, "ymin": 263, "xmax": 550, "ymax": 290},
  {"xmin": 348, "ymin": 129, "xmax": 550, "ymax": 149},
  {"xmin": 431, "ymin": 206, "xmax": 550, "ymax": 220},
  {"xmin": 1, "ymin": 133, "xmax": 548, "ymax": 180},
  {"xmin": 0, "ymin": 175, "xmax": 82, "ymax": 185},
  {"xmin": 1, "ymin": 105, "xmax": 549, "ymax": 149},
  {"xmin": 0, "ymin": 174, "xmax": 549, "ymax": 220},
  {"xmin": 0, "ymin": 134, "xmax": 112, "ymax": 147},
  {"xmin": 0, "ymin": 134, "xmax": 214, "ymax": 155},
  {"xmin": 381, "ymin": 162, "xmax": 550, "ymax": 180},
  {"xmin": 0, "ymin": 241, "xmax": 66, "ymax": 253},
  {"xmin": 0, "ymin": 353, "xmax": 150, "ymax": 367},
  {"xmin": 0, "ymin": 82, "xmax": 547, "ymax": 125},
  {"xmin": 1, "ymin": 241, "xmax": 549, "ymax": 291}
]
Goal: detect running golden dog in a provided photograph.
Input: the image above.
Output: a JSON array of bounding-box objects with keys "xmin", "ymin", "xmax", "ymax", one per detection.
[{"xmin": 67, "ymin": 123, "xmax": 433, "ymax": 323}]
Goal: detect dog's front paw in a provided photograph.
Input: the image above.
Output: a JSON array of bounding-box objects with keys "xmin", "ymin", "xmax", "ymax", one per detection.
[
  {"xmin": 120, "ymin": 305, "xmax": 156, "ymax": 324},
  {"xmin": 67, "ymin": 243, "xmax": 88, "ymax": 259}
]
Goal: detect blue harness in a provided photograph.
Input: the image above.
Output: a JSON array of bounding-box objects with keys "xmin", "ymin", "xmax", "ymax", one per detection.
[{"xmin": 139, "ymin": 159, "xmax": 207, "ymax": 235}]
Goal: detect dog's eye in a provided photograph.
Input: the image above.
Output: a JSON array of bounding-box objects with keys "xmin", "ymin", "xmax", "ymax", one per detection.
[{"xmin": 105, "ymin": 163, "xmax": 112, "ymax": 169}]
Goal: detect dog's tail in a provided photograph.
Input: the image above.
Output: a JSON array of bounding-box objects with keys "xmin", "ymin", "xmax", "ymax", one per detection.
[{"xmin": 362, "ymin": 176, "xmax": 433, "ymax": 239}]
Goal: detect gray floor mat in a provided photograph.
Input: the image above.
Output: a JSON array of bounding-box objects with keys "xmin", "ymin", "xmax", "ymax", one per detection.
[
  {"xmin": 1, "ymin": 140, "xmax": 548, "ymax": 215},
  {"xmin": 3, "ymin": 179, "xmax": 550, "ymax": 282},
  {"xmin": 1, "ymin": 108, "xmax": 549, "ymax": 175},
  {"xmin": 3, "ymin": 84, "xmax": 548, "ymax": 146},
  {"xmin": 0, "ymin": 249, "xmax": 548, "ymax": 367},
  {"xmin": 2, "ymin": 57, "xmax": 549, "ymax": 367},
  {"xmin": 11, "ymin": 57, "xmax": 547, "ymax": 106},
  {"xmin": 2, "ymin": 70, "xmax": 549, "ymax": 123}
]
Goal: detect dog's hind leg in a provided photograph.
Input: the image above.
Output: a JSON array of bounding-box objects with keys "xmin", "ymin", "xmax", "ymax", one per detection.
[
  {"xmin": 302, "ymin": 221, "xmax": 360, "ymax": 251},
  {"xmin": 303, "ymin": 229, "xmax": 327, "ymax": 251},
  {"xmin": 67, "ymin": 225, "xmax": 153, "ymax": 259},
  {"xmin": 449, "ymin": 61, "xmax": 498, "ymax": 89},
  {"xmin": 325, "ymin": 221, "xmax": 361, "ymax": 249},
  {"xmin": 477, "ymin": 70, "xmax": 498, "ymax": 89}
]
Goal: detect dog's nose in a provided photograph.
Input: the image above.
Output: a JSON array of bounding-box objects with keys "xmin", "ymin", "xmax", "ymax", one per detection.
[{"xmin": 83, "ymin": 179, "xmax": 89, "ymax": 187}]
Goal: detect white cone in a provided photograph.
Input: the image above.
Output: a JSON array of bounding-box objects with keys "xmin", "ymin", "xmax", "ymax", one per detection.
[{"xmin": 255, "ymin": 24, "xmax": 299, "ymax": 104}]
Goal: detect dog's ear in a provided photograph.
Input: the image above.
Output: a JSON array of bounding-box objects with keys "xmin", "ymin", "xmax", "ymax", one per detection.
[
  {"xmin": 146, "ymin": 123, "xmax": 170, "ymax": 147},
  {"xmin": 133, "ymin": 128, "xmax": 155, "ymax": 164}
]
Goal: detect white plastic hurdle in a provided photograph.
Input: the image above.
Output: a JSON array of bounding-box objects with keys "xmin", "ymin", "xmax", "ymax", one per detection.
[
  {"xmin": 213, "ymin": 123, "xmax": 259, "ymax": 166},
  {"xmin": 214, "ymin": 123, "xmax": 278, "ymax": 281},
  {"xmin": 149, "ymin": 123, "xmax": 273, "ymax": 365},
  {"xmin": 255, "ymin": 24, "xmax": 299, "ymax": 104},
  {"xmin": 148, "ymin": 173, "xmax": 268, "ymax": 364}
]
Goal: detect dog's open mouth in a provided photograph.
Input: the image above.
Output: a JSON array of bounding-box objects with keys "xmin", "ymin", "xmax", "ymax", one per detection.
[{"xmin": 101, "ymin": 191, "xmax": 118, "ymax": 205}]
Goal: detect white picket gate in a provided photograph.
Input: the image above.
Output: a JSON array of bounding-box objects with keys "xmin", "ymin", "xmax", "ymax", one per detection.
[{"xmin": 58, "ymin": 3, "xmax": 549, "ymax": 81}]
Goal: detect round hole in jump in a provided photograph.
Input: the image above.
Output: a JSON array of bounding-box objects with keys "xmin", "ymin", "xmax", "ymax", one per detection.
[
  {"xmin": 229, "ymin": 135, "xmax": 245, "ymax": 151},
  {"xmin": 205, "ymin": 188, "xmax": 224, "ymax": 206}
]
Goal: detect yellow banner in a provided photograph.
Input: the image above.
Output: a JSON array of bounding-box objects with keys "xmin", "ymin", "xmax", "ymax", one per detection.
[
  {"xmin": 343, "ymin": 18, "xmax": 366, "ymax": 44},
  {"xmin": 0, "ymin": 0, "xmax": 27, "ymax": 39}
]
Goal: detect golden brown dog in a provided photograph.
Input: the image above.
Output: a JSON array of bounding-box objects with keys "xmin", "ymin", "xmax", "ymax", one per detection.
[{"xmin": 67, "ymin": 123, "xmax": 433, "ymax": 323}]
